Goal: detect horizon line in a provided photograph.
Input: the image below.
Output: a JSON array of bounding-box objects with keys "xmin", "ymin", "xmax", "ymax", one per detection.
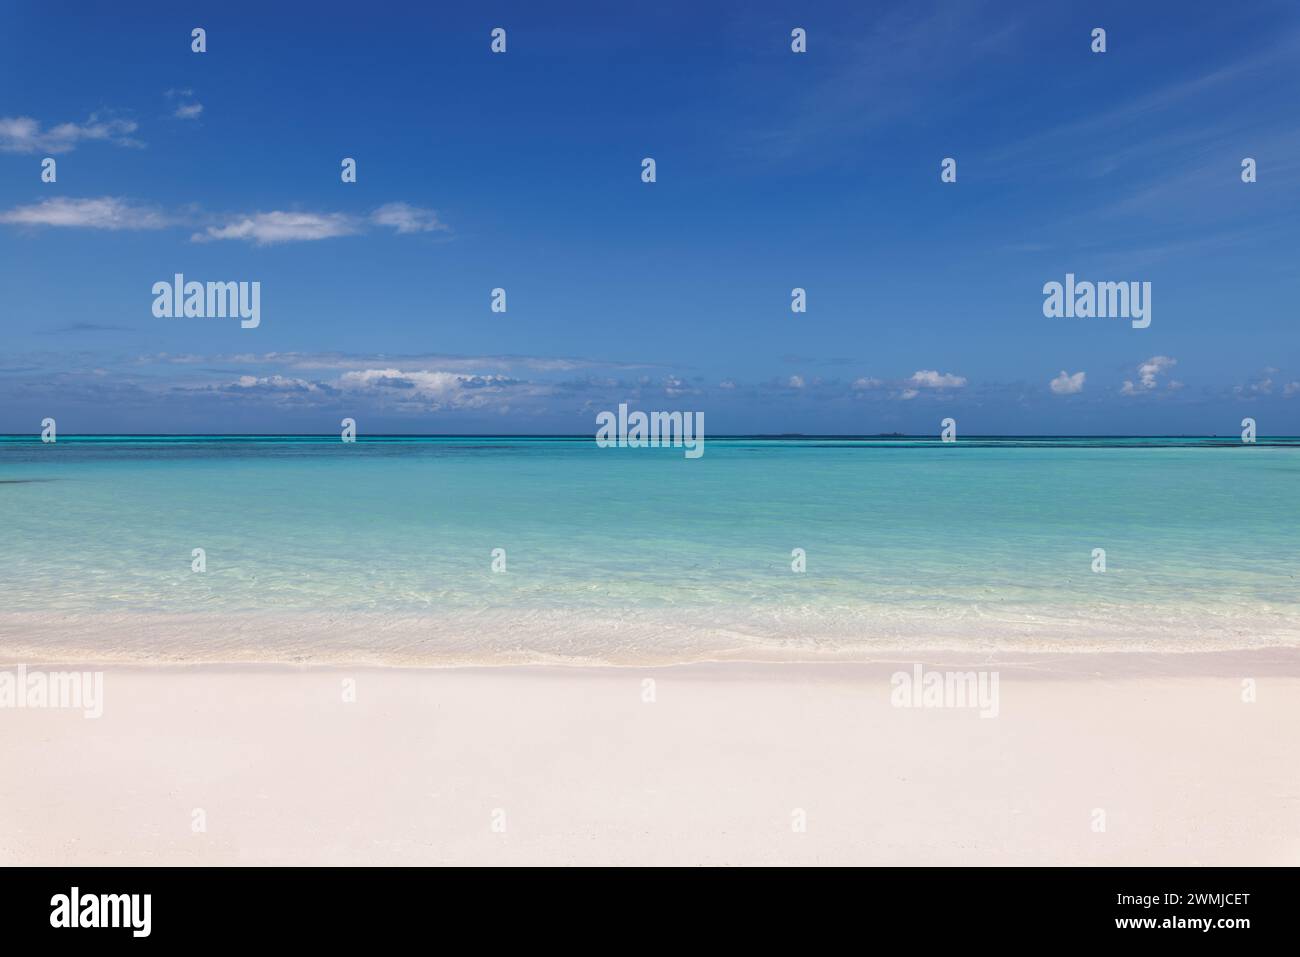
[{"xmin": 1, "ymin": 433, "xmax": 1292, "ymax": 440}]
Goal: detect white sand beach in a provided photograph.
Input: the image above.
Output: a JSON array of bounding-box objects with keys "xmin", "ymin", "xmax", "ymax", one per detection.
[{"xmin": 2, "ymin": 652, "xmax": 1299, "ymax": 866}]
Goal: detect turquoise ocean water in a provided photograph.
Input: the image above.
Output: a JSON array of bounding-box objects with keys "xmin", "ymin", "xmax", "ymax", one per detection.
[{"xmin": 1, "ymin": 436, "xmax": 1297, "ymax": 664}]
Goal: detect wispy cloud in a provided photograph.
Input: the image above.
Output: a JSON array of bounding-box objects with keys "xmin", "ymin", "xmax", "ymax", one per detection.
[
  {"xmin": 0, "ymin": 113, "xmax": 142, "ymax": 153},
  {"xmin": 52, "ymin": 322, "xmax": 135, "ymax": 334},
  {"xmin": 195, "ymin": 204, "xmax": 447, "ymax": 244},
  {"xmin": 0, "ymin": 196, "xmax": 169, "ymax": 230},
  {"xmin": 1234, "ymin": 370, "xmax": 1279, "ymax": 398},
  {"xmin": 164, "ymin": 88, "xmax": 204, "ymax": 121},
  {"xmin": 1, "ymin": 198, "xmax": 447, "ymax": 244},
  {"xmin": 370, "ymin": 202, "xmax": 449, "ymax": 235},
  {"xmin": 733, "ymin": 1, "xmax": 1014, "ymax": 165},
  {"xmin": 986, "ymin": 26, "xmax": 1300, "ymax": 260},
  {"xmin": 990, "ymin": 28, "xmax": 1300, "ymax": 171},
  {"xmin": 192, "ymin": 211, "xmax": 359, "ymax": 244},
  {"xmin": 134, "ymin": 350, "xmax": 656, "ymax": 374}
]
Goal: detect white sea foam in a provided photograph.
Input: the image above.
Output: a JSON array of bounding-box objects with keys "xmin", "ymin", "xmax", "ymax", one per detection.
[{"xmin": 3, "ymin": 603, "xmax": 1297, "ymax": 667}]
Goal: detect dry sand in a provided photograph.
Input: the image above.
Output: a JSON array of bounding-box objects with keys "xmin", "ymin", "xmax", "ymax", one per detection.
[{"xmin": 2, "ymin": 651, "xmax": 1299, "ymax": 865}]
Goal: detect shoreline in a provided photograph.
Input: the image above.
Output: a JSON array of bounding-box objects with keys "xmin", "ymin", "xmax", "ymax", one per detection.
[{"xmin": 5, "ymin": 646, "xmax": 1300, "ymax": 677}]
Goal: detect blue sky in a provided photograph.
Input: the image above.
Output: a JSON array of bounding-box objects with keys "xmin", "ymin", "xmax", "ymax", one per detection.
[{"xmin": 1, "ymin": 0, "xmax": 1298, "ymax": 434}]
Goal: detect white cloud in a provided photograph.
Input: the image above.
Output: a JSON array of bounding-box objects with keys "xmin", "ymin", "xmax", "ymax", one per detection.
[
  {"xmin": 891, "ymin": 370, "xmax": 964, "ymax": 401},
  {"xmin": 137, "ymin": 350, "xmax": 641, "ymax": 374},
  {"xmin": 788, "ymin": 375, "xmax": 805, "ymax": 389},
  {"xmin": 851, "ymin": 376, "xmax": 883, "ymax": 391},
  {"xmin": 1121, "ymin": 355, "xmax": 1177, "ymax": 394},
  {"xmin": 1234, "ymin": 375, "xmax": 1274, "ymax": 396},
  {"xmin": 337, "ymin": 369, "xmax": 517, "ymax": 410},
  {"xmin": 3, "ymin": 195, "xmax": 448, "ymax": 244},
  {"xmin": 1049, "ymin": 370, "xmax": 1086, "ymax": 395},
  {"xmin": 194, "ymin": 205, "xmax": 447, "ymax": 244},
  {"xmin": 370, "ymin": 202, "xmax": 448, "ymax": 235},
  {"xmin": 909, "ymin": 369, "xmax": 967, "ymax": 389},
  {"xmin": 663, "ymin": 375, "xmax": 692, "ymax": 396},
  {"xmin": 1284, "ymin": 382, "xmax": 1300, "ymax": 398},
  {"xmin": 0, "ymin": 196, "xmax": 169, "ymax": 230},
  {"xmin": 341, "ymin": 369, "xmax": 453, "ymax": 391},
  {"xmin": 164, "ymin": 89, "xmax": 203, "ymax": 121},
  {"xmin": 193, "ymin": 211, "xmax": 360, "ymax": 245},
  {"xmin": 232, "ymin": 375, "xmax": 320, "ymax": 392},
  {"xmin": 0, "ymin": 114, "xmax": 141, "ymax": 153}
]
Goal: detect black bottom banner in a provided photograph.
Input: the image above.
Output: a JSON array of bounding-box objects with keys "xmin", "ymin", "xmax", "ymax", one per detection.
[{"xmin": 0, "ymin": 866, "xmax": 1287, "ymax": 944}]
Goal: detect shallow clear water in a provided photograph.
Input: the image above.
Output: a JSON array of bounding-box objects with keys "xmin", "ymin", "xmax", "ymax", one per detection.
[{"xmin": 2, "ymin": 436, "xmax": 1298, "ymax": 664}]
